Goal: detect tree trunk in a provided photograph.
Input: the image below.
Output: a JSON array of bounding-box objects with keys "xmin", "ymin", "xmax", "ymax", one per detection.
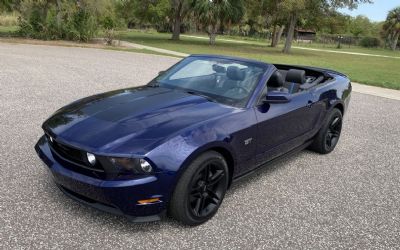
[
  {"xmin": 171, "ymin": 1, "xmax": 183, "ymax": 41},
  {"xmin": 271, "ymin": 25, "xmax": 277, "ymax": 47},
  {"xmin": 276, "ymin": 25, "xmax": 285, "ymax": 45},
  {"xmin": 391, "ymin": 31, "xmax": 399, "ymax": 51},
  {"xmin": 208, "ymin": 25, "xmax": 217, "ymax": 45},
  {"xmin": 272, "ymin": 25, "xmax": 285, "ymax": 47},
  {"xmin": 56, "ymin": 0, "xmax": 62, "ymax": 30},
  {"xmin": 172, "ymin": 17, "xmax": 181, "ymax": 40},
  {"xmin": 209, "ymin": 33, "xmax": 217, "ymax": 45},
  {"xmin": 283, "ymin": 13, "xmax": 297, "ymax": 54}
]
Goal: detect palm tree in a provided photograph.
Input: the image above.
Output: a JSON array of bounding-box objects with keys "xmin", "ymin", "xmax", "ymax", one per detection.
[
  {"xmin": 192, "ymin": 0, "xmax": 244, "ymax": 45},
  {"xmin": 384, "ymin": 7, "xmax": 400, "ymax": 51}
]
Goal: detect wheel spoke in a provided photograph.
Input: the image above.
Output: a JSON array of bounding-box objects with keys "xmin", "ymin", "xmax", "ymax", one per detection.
[
  {"xmin": 194, "ymin": 196, "xmax": 204, "ymax": 216},
  {"xmin": 190, "ymin": 190, "xmax": 202, "ymax": 199},
  {"xmin": 207, "ymin": 190, "xmax": 220, "ymax": 205},
  {"xmin": 191, "ymin": 184, "xmax": 202, "ymax": 192},
  {"xmin": 203, "ymin": 164, "xmax": 211, "ymax": 182},
  {"xmin": 331, "ymin": 131, "xmax": 340, "ymax": 138},
  {"xmin": 331, "ymin": 117, "xmax": 340, "ymax": 129},
  {"xmin": 326, "ymin": 134, "xmax": 332, "ymax": 147},
  {"xmin": 207, "ymin": 170, "xmax": 224, "ymax": 186}
]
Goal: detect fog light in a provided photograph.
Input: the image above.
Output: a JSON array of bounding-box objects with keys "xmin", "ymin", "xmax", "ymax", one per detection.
[
  {"xmin": 139, "ymin": 159, "xmax": 152, "ymax": 173},
  {"xmin": 86, "ymin": 152, "xmax": 96, "ymax": 166}
]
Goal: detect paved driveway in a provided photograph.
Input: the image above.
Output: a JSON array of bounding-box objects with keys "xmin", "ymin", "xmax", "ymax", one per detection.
[{"xmin": 1, "ymin": 43, "xmax": 399, "ymax": 249}]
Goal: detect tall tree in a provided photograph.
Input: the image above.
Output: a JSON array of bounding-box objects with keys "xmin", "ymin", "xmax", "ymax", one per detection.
[
  {"xmin": 383, "ymin": 7, "xmax": 400, "ymax": 51},
  {"xmin": 115, "ymin": 0, "xmax": 170, "ymax": 29},
  {"xmin": 349, "ymin": 15, "xmax": 373, "ymax": 37},
  {"xmin": 171, "ymin": 0, "xmax": 191, "ymax": 40},
  {"xmin": 192, "ymin": 0, "xmax": 244, "ymax": 45},
  {"xmin": 281, "ymin": 0, "xmax": 372, "ymax": 53},
  {"xmin": 265, "ymin": 0, "xmax": 287, "ymax": 47}
]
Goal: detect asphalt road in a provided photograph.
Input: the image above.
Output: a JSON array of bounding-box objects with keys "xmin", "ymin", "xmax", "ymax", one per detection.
[{"xmin": 1, "ymin": 43, "xmax": 400, "ymax": 249}]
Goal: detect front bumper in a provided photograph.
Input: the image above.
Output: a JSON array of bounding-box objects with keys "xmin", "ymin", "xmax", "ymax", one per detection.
[{"xmin": 35, "ymin": 135, "xmax": 169, "ymax": 222}]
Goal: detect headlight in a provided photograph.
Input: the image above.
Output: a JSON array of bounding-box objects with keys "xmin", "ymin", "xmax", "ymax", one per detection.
[
  {"xmin": 108, "ymin": 157, "xmax": 153, "ymax": 175},
  {"xmin": 86, "ymin": 152, "xmax": 96, "ymax": 166}
]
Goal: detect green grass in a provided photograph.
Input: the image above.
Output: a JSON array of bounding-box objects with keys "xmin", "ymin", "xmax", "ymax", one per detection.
[
  {"xmin": 0, "ymin": 25, "xmax": 18, "ymax": 37},
  {"xmin": 117, "ymin": 30, "xmax": 400, "ymax": 90}
]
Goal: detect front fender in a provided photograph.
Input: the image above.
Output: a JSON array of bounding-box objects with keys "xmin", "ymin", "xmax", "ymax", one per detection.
[
  {"xmin": 146, "ymin": 128, "xmax": 236, "ymax": 175},
  {"xmin": 145, "ymin": 128, "xmax": 236, "ymax": 201}
]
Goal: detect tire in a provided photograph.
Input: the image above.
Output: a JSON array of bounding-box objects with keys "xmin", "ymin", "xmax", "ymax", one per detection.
[
  {"xmin": 309, "ymin": 108, "xmax": 343, "ymax": 154},
  {"xmin": 169, "ymin": 151, "xmax": 229, "ymax": 226}
]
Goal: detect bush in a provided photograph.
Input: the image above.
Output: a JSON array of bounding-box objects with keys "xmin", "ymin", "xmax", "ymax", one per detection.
[
  {"xmin": 0, "ymin": 12, "xmax": 19, "ymax": 26},
  {"xmin": 101, "ymin": 15, "xmax": 117, "ymax": 45},
  {"xmin": 359, "ymin": 37, "xmax": 381, "ymax": 48},
  {"xmin": 17, "ymin": 0, "xmax": 113, "ymax": 42}
]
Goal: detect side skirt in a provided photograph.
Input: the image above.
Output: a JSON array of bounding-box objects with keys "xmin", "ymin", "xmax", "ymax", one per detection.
[{"xmin": 231, "ymin": 140, "xmax": 313, "ymax": 184}]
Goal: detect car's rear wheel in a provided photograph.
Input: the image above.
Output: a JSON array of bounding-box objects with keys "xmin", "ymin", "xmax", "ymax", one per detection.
[
  {"xmin": 169, "ymin": 151, "xmax": 229, "ymax": 226},
  {"xmin": 309, "ymin": 108, "xmax": 343, "ymax": 154}
]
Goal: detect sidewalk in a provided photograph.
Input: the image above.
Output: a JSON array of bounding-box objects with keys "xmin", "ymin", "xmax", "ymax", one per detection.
[
  {"xmin": 118, "ymin": 40, "xmax": 189, "ymax": 57},
  {"xmin": 352, "ymin": 83, "xmax": 400, "ymax": 101}
]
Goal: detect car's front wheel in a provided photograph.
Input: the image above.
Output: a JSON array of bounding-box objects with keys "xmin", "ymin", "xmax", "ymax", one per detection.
[
  {"xmin": 309, "ymin": 108, "xmax": 343, "ymax": 154},
  {"xmin": 169, "ymin": 151, "xmax": 229, "ymax": 226}
]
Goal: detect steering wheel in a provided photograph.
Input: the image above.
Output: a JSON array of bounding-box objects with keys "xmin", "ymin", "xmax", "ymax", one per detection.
[
  {"xmin": 230, "ymin": 86, "xmax": 250, "ymax": 95},
  {"xmin": 225, "ymin": 86, "xmax": 250, "ymax": 99}
]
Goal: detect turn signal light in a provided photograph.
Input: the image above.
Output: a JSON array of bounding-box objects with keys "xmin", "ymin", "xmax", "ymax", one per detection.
[{"xmin": 137, "ymin": 198, "xmax": 160, "ymax": 205}]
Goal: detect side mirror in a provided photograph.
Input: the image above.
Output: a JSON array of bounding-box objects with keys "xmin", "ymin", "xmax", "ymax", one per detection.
[
  {"xmin": 158, "ymin": 70, "xmax": 166, "ymax": 76},
  {"xmin": 265, "ymin": 91, "xmax": 291, "ymax": 103}
]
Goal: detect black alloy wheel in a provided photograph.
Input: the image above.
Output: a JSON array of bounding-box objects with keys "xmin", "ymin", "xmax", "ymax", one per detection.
[
  {"xmin": 325, "ymin": 115, "xmax": 342, "ymax": 151},
  {"xmin": 309, "ymin": 108, "xmax": 343, "ymax": 154},
  {"xmin": 188, "ymin": 161, "xmax": 227, "ymax": 218},
  {"xmin": 169, "ymin": 151, "xmax": 229, "ymax": 226}
]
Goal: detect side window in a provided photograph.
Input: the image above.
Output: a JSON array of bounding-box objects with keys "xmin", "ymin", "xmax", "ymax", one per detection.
[{"xmin": 169, "ymin": 60, "xmax": 214, "ymax": 80}]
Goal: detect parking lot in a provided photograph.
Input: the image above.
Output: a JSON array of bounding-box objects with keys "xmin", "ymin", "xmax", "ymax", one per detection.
[{"xmin": 1, "ymin": 43, "xmax": 399, "ymax": 249}]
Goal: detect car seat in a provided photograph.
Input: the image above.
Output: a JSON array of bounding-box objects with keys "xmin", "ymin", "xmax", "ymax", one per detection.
[{"xmin": 284, "ymin": 69, "xmax": 306, "ymax": 94}]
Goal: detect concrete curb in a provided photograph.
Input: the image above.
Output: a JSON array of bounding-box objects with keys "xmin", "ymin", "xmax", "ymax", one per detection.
[{"xmin": 352, "ymin": 83, "xmax": 400, "ymax": 101}]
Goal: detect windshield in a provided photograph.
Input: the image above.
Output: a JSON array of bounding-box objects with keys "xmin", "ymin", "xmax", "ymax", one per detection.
[{"xmin": 151, "ymin": 56, "xmax": 267, "ymax": 107}]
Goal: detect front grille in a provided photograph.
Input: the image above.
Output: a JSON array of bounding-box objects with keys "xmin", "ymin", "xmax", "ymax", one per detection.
[
  {"xmin": 45, "ymin": 134, "xmax": 106, "ymax": 179},
  {"xmin": 51, "ymin": 139, "xmax": 87, "ymax": 165}
]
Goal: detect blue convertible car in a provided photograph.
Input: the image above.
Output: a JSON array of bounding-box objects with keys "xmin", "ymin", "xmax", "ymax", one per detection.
[{"xmin": 35, "ymin": 55, "xmax": 351, "ymax": 225}]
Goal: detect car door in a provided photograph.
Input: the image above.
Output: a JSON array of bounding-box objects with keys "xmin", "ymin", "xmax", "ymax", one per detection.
[{"xmin": 254, "ymin": 90, "xmax": 321, "ymax": 165}]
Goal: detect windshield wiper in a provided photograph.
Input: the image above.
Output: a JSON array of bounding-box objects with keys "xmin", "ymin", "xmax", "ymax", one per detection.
[{"xmin": 185, "ymin": 91, "xmax": 217, "ymax": 103}]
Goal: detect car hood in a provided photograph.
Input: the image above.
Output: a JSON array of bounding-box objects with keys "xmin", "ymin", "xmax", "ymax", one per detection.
[{"xmin": 43, "ymin": 86, "xmax": 235, "ymax": 155}]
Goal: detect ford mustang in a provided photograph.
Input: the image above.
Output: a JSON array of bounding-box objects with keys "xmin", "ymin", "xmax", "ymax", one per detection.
[{"xmin": 35, "ymin": 54, "xmax": 351, "ymax": 225}]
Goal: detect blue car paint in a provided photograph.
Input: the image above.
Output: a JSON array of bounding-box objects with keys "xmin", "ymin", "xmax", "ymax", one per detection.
[{"xmin": 35, "ymin": 55, "xmax": 351, "ymax": 221}]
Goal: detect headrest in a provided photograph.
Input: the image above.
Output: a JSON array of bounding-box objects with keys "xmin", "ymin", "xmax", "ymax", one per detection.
[
  {"xmin": 212, "ymin": 64, "xmax": 226, "ymax": 73},
  {"xmin": 268, "ymin": 71, "xmax": 284, "ymax": 88},
  {"xmin": 227, "ymin": 66, "xmax": 245, "ymax": 81},
  {"xmin": 286, "ymin": 69, "xmax": 306, "ymax": 84}
]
